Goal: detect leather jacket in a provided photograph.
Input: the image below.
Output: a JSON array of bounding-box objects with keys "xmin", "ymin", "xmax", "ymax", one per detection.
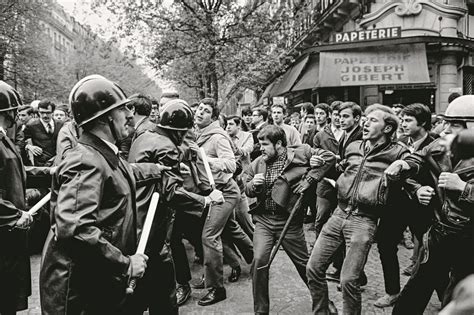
[
  {"xmin": 337, "ymin": 139, "xmax": 409, "ymax": 217},
  {"xmin": 404, "ymin": 138, "xmax": 474, "ymax": 232},
  {"xmin": 245, "ymin": 144, "xmax": 335, "ymax": 215}
]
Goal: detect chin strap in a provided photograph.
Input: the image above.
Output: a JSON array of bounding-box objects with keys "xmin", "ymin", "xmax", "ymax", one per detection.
[{"xmin": 108, "ymin": 118, "xmax": 119, "ymax": 144}]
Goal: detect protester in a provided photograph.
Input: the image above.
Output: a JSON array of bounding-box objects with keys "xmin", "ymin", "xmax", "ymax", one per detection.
[
  {"xmin": 250, "ymin": 107, "xmax": 269, "ymax": 160},
  {"xmin": 53, "ymin": 105, "xmax": 69, "ymax": 122},
  {"xmin": 246, "ymin": 125, "xmax": 335, "ymax": 315},
  {"xmin": 23, "ymin": 100, "xmax": 64, "ymax": 166},
  {"xmin": 314, "ymin": 103, "xmax": 330, "ymax": 132},
  {"xmin": 301, "ymin": 114, "xmax": 316, "ymax": 145},
  {"xmin": 271, "ymin": 104, "xmax": 301, "ymax": 146},
  {"xmin": 40, "ymin": 75, "xmax": 170, "ymax": 314},
  {"xmin": 307, "ymin": 104, "xmax": 409, "ymax": 314},
  {"xmin": 386, "ymin": 95, "xmax": 474, "ymax": 314},
  {"xmin": 0, "ymin": 81, "xmax": 34, "ymax": 315},
  {"xmin": 241, "ymin": 108, "xmax": 253, "ymax": 130}
]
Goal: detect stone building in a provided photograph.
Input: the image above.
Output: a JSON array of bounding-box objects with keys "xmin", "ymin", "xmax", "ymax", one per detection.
[{"xmin": 261, "ymin": 0, "xmax": 474, "ymax": 113}]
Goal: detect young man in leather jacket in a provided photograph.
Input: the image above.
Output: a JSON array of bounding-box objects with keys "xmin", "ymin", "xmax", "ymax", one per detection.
[{"xmin": 307, "ymin": 104, "xmax": 409, "ymax": 315}]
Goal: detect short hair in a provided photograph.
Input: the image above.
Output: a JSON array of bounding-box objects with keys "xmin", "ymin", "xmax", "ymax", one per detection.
[
  {"xmin": 257, "ymin": 125, "xmax": 287, "ymax": 147},
  {"xmin": 129, "ymin": 93, "xmax": 153, "ymax": 116},
  {"xmin": 402, "ymin": 103, "xmax": 432, "ymax": 131},
  {"xmin": 252, "ymin": 108, "xmax": 268, "ymax": 121},
  {"xmin": 392, "ymin": 103, "xmax": 405, "ymax": 110},
  {"xmin": 241, "ymin": 108, "xmax": 252, "ymax": 116},
  {"xmin": 305, "ymin": 114, "xmax": 316, "ymax": 122},
  {"xmin": 227, "ymin": 115, "xmax": 242, "ymax": 126},
  {"xmin": 199, "ymin": 97, "xmax": 220, "ymax": 119},
  {"xmin": 365, "ymin": 104, "xmax": 399, "ymax": 137},
  {"xmin": 271, "ymin": 103, "xmax": 287, "ymax": 114},
  {"xmin": 315, "ymin": 103, "xmax": 330, "ymax": 116},
  {"xmin": 161, "ymin": 91, "xmax": 179, "ymax": 99},
  {"xmin": 448, "ymin": 92, "xmax": 461, "ymax": 104},
  {"xmin": 18, "ymin": 105, "xmax": 33, "ymax": 114},
  {"xmin": 290, "ymin": 112, "xmax": 300, "ymax": 119},
  {"xmin": 339, "ymin": 102, "xmax": 362, "ymax": 118},
  {"xmin": 299, "ymin": 102, "xmax": 314, "ymax": 115},
  {"xmin": 330, "ymin": 101, "xmax": 342, "ymax": 112},
  {"xmin": 38, "ymin": 100, "xmax": 55, "ymax": 112}
]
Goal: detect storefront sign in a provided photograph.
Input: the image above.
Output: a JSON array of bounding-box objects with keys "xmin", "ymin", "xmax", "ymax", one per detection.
[
  {"xmin": 333, "ymin": 27, "xmax": 401, "ymax": 43},
  {"xmin": 319, "ymin": 44, "xmax": 430, "ymax": 87}
]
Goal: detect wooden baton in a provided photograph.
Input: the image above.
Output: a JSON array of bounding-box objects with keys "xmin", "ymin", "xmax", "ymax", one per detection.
[
  {"xmin": 199, "ymin": 147, "xmax": 216, "ymax": 219},
  {"xmin": 28, "ymin": 192, "xmax": 51, "ymax": 216},
  {"xmin": 126, "ymin": 192, "xmax": 160, "ymax": 295}
]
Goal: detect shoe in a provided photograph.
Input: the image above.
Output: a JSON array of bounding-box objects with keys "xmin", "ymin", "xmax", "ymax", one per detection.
[
  {"xmin": 228, "ymin": 266, "xmax": 241, "ymax": 283},
  {"xmin": 176, "ymin": 284, "xmax": 191, "ymax": 306},
  {"xmin": 326, "ymin": 270, "xmax": 341, "ymax": 282},
  {"xmin": 198, "ymin": 287, "xmax": 226, "ymax": 306},
  {"xmin": 374, "ymin": 294, "xmax": 399, "ymax": 308},
  {"xmin": 191, "ymin": 275, "xmax": 205, "ymax": 289},
  {"xmin": 359, "ymin": 272, "xmax": 368, "ymax": 286},
  {"xmin": 402, "ymin": 263, "xmax": 414, "ymax": 276}
]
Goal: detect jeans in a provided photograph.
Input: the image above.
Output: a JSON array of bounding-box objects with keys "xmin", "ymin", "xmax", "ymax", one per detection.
[
  {"xmin": 252, "ymin": 213, "xmax": 309, "ymax": 313},
  {"xmin": 307, "ymin": 208, "xmax": 377, "ymax": 315},
  {"xmin": 314, "ymin": 195, "xmax": 336, "ymax": 239},
  {"xmin": 392, "ymin": 227, "xmax": 472, "ymax": 314},
  {"xmin": 202, "ymin": 179, "xmax": 240, "ymax": 289}
]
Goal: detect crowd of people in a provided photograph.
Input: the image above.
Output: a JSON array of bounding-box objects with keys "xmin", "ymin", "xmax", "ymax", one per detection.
[{"xmin": 0, "ymin": 75, "xmax": 473, "ymax": 315}]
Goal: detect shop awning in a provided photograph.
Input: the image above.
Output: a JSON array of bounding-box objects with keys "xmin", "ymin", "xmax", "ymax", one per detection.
[
  {"xmin": 272, "ymin": 56, "xmax": 309, "ymax": 96},
  {"xmin": 319, "ymin": 43, "xmax": 430, "ymax": 87},
  {"xmin": 291, "ymin": 56, "xmax": 319, "ymax": 92}
]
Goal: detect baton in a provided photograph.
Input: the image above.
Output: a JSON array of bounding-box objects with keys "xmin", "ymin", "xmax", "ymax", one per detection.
[
  {"xmin": 199, "ymin": 147, "xmax": 216, "ymax": 219},
  {"xmin": 257, "ymin": 194, "xmax": 304, "ymax": 270},
  {"xmin": 28, "ymin": 192, "xmax": 51, "ymax": 216},
  {"xmin": 126, "ymin": 192, "xmax": 160, "ymax": 295}
]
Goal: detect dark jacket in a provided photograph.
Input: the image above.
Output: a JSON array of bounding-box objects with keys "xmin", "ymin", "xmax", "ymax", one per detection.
[
  {"xmin": 23, "ymin": 118, "xmax": 63, "ymax": 166},
  {"xmin": 128, "ymin": 128, "xmax": 206, "ymax": 246},
  {"xmin": 40, "ymin": 132, "xmax": 163, "ymax": 315},
  {"xmin": 337, "ymin": 139, "xmax": 409, "ymax": 218},
  {"xmin": 339, "ymin": 125, "xmax": 363, "ymax": 159},
  {"xmin": 404, "ymin": 138, "xmax": 474, "ymax": 232},
  {"xmin": 313, "ymin": 125, "xmax": 340, "ymax": 198},
  {"xmin": 132, "ymin": 117, "xmax": 157, "ymax": 142},
  {"xmin": 245, "ymin": 144, "xmax": 335, "ymax": 215},
  {"xmin": 0, "ymin": 132, "xmax": 30, "ymax": 311},
  {"xmin": 53, "ymin": 121, "xmax": 80, "ymax": 166}
]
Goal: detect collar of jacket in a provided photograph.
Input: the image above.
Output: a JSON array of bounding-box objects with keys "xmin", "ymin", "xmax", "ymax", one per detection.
[
  {"xmin": 257, "ymin": 146, "xmax": 297, "ymax": 171},
  {"xmin": 196, "ymin": 120, "xmax": 232, "ymax": 147},
  {"xmin": 360, "ymin": 137, "xmax": 394, "ymax": 156},
  {"xmin": 78, "ymin": 131, "xmax": 119, "ymax": 169}
]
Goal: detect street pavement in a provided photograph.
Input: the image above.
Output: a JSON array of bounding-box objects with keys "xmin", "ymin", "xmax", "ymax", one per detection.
[{"xmin": 20, "ymin": 224, "xmax": 441, "ymax": 314}]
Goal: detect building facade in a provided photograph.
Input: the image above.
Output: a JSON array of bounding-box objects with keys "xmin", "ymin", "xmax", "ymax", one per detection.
[{"xmin": 261, "ymin": 0, "xmax": 474, "ymax": 113}]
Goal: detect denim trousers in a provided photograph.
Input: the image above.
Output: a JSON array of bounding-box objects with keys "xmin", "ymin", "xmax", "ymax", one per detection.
[
  {"xmin": 202, "ymin": 179, "xmax": 240, "ymax": 289},
  {"xmin": 252, "ymin": 213, "xmax": 309, "ymax": 313},
  {"xmin": 307, "ymin": 208, "xmax": 377, "ymax": 315}
]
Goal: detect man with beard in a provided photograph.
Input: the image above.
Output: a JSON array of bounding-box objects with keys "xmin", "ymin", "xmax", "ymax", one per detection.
[
  {"xmin": 40, "ymin": 75, "xmax": 170, "ymax": 314},
  {"xmin": 127, "ymin": 99, "xmax": 224, "ymax": 314},
  {"xmin": 307, "ymin": 105, "xmax": 409, "ymax": 315},
  {"xmin": 0, "ymin": 81, "xmax": 34, "ymax": 315},
  {"xmin": 246, "ymin": 125, "xmax": 335, "ymax": 315}
]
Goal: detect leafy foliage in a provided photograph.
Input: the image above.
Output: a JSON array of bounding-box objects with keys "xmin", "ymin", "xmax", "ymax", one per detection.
[{"xmin": 93, "ymin": 0, "xmax": 289, "ymax": 102}]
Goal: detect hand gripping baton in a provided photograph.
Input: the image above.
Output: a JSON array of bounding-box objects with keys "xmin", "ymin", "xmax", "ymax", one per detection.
[
  {"xmin": 28, "ymin": 192, "xmax": 51, "ymax": 216},
  {"xmin": 199, "ymin": 147, "xmax": 216, "ymax": 219},
  {"xmin": 126, "ymin": 192, "xmax": 160, "ymax": 295}
]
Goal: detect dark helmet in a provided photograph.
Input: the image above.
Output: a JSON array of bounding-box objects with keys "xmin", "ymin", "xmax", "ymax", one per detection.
[
  {"xmin": 0, "ymin": 81, "xmax": 22, "ymax": 122},
  {"xmin": 158, "ymin": 99, "xmax": 194, "ymax": 131},
  {"xmin": 69, "ymin": 75, "xmax": 130, "ymax": 127}
]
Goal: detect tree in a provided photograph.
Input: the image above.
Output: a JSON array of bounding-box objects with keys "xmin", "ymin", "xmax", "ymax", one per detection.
[{"xmin": 93, "ymin": 0, "xmax": 289, "ymax": 102}]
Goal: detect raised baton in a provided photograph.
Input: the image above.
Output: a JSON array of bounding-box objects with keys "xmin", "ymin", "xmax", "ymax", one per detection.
[
  {"xmin": 126, "ymin": 192, "xmax": 160, "ymax": 295},
  {"xmin": 199, "ymin": 147, "xmax": 215, "ymax": 219},
  {"xmin": 28, "ymin": 192, "xmax": 51, "ymax": 216}
]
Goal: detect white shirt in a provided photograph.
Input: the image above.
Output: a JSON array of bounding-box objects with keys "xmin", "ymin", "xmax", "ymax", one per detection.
[
  {"xmin": 331, "ymin": 125, "xmax": 343, "ymax": 142},
  {"xmin": 40, "ymin": 119, "xmax": 54, "ymax": 134},
  {"xmin": 100, "ymin": 137, "xmax": 119, "ymax": 155}
]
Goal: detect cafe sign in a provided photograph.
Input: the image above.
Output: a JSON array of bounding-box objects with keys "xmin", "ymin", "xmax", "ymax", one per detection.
[
  {"xmin": 333, "ymin": 27, "xmax": 401, "ymax": 43},
  {"xmin": 319, "ymin": 44, "xmax": 430, "ymax": 87}
]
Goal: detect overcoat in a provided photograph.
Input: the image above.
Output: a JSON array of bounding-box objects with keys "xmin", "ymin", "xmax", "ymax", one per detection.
[
  {"xmin": 0, "ymin": 132, "xmax": 30, "ymax": 312},
  {"xmin": 40, "ymin": 132, "xmax": 162, "ymax": 314}
]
